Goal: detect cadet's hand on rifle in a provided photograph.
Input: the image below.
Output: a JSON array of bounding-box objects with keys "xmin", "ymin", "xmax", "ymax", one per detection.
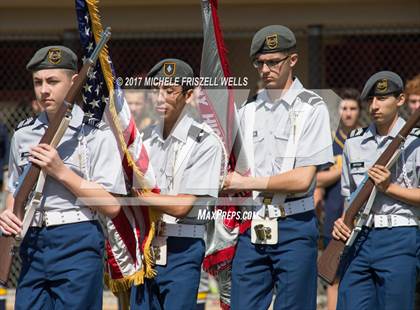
[
  {"xmin": 368, "ymin": 165, "xmax": 391, "ymax": 193},
  {"xmin": 0, "ymin": 209, "xmax": 22, "ymax": 236},
  {"xmin": 332, "ymin": 217, "xmax": 351, "ymax": 242},
  {"xmin": 29, "ymin": 144, "xmax": 67, "ymax": 180}
]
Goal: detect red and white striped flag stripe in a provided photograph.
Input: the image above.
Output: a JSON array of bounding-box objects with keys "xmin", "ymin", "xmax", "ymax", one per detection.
[{"xmin": 75, "ymin": 0, "xmax": 160, "ymax": 296}]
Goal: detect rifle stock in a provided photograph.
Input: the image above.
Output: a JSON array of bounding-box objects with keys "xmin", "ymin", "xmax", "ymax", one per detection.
[
  {"xmin": 318, "ymin": 108, "xmax": 420, "ymax": 285},
  {"xmin": 0, "ymin": 28, "xmax": 111, "ymax": 286}
]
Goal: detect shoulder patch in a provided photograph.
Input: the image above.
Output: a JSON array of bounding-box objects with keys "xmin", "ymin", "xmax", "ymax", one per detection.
[
  {"xmin": 188, "ymin": 125, "xmax": 209, "ymax": 143},
  {"xmin": 348, "ymin": 127, "xmax": 368, "ymax": 138},
  {"xmin": 409, "ymin": 127, "xmax": 420, "ymax": 137},
  {"xmin": 15, "ymin": 117, "xmax": 35, "ymax": 131},
  {"xmin": 85, "ymin": 120, "xmax": 107, "ymax": 130},
  {"xmin": 297, "ymin": 90, "xmax": 323, "ymax": 106},
  {"xmin": 307, "ymin": 96, "xmax": 323, "ymax": 106},
  {"xmin": 96, "ymin": 121, "xmax": 108, "ymax": 130}
]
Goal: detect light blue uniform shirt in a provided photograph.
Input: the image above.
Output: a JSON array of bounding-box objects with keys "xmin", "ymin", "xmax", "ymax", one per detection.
[
  {"xmin": 241, "ymin": 78, "xmax": 334, "ymax": 201},
  {"xmin": 142, "ymin": 112, "xmax": 223, "ymax": 224},
  {"xmin": 341, "ymin": 117, "xmax": 420, "ymax": 218},
  {"xmin": 7, "ymin": 104, "xmax": 127, "ymax": 213}
]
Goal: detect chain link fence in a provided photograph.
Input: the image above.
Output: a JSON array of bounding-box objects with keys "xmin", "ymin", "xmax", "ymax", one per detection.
[
  {"xmin": 0, "ymin": 25, "xmax": 419, "ymax": 288},
  {"xmin": 305, "ymin": 25, "xmax": 419, "ymax": 125}
]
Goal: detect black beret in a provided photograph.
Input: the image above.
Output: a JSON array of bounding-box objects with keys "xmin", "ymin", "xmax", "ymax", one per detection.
[
  {"xmin": 250, "ymin": 25, "xmax": 296, "ymax": 59},
  {"xmin": 147, "ymin": 58, "xmax": 194, "ymax": 85},
  {"xmin": 26, "ymin": 45, "xmax": 78, "ymax": 72},
  {"xmin": 360, "ymin": 71, "xmax": 404, "ymax": 101}
]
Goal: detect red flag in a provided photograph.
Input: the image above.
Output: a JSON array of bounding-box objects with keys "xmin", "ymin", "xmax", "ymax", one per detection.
[{"xmin": 198, "ymin": 1, "xmax": 251, "ymax": 308}]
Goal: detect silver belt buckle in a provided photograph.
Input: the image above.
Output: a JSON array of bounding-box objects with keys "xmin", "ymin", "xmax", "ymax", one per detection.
[
  {"xmin": 387, "ymin": 215, "xmax": 392, "ymax": 229},
  {"xmin": 41, "ymin": 210, "xmax": 47, "ymax": 227},
  {"xmin": 279, "ymin": 206, "xmax": 286, "ymax": 218}
]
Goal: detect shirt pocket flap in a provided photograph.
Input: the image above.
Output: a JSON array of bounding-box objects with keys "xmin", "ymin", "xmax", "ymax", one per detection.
[
  {"xmin": 253, "ymin": 130, "xmax": 264, "ymax": 142},
  {"xmin": 273, "ymin": 130, "xmax": 289, "ymax": 141}
]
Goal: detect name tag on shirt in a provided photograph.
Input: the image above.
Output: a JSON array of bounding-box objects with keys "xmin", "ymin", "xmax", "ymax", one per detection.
[
  {"xmin": 20, "ymin": 151, "xmax": 30, "ymax": 160},
  {"xmin": 18, "ymin": 151, "xmax": 30, "ymax": 166},
  {"xmin": 350, "ymin": 162, "xmax": 364, "ymax": 169}
]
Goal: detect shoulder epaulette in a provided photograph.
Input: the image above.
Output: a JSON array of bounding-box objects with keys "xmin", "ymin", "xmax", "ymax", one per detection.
[
  {"xmin": 141, "ymin": 124, "xmax": 155, "ymax": 141},
  {"xmin": 15, "ymin": 117, "xmax": 35, "ymax": 131},
  {"xmin": 188, "ymin": 125, "xmax": 209, "ymax": 143},
  {"xmin": 89, "ymin": 120, "xmax": 107, "ymax": 130},
  {"xmin": 348, "ymin": 127, "xmax": 368, "ymax": 138},
  {"xmin": 409, "ymin": 127, "xmax": 420, "ymax": 137},
  {"xmin": 297, "ymin": 90, "xmax": 323, "ymax": 106}
]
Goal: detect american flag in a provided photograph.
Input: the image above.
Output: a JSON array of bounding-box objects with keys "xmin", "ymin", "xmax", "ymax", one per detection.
[
  {"xmin": 76, "ymin": 3, "xmax": 107, "ymax": 126},
  {"xmin": 75, "ymin": 0, "xmax": 159, "ymax": 297}
]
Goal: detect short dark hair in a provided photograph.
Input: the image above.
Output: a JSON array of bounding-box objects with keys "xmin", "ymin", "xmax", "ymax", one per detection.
[
  {"xmin": 181, "ymin": 85, "xmax": 194, "ymax": 93},
  {"xmin": 285, "ymin": 46, "xmax": 298, "ymax": 55},
  {"xmin": 339, "ymin": 88, "xmax": 361, "ymax": 109},
  {"xmin": 64, "ymin": 69, "xmax": 77, "ymax": 78}
]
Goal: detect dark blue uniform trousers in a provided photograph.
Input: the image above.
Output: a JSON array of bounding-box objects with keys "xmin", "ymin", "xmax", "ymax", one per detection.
[
  {"xmin": 231, "ymin": 210, "xmax": 318, "ymax": 310},
  {"xmin": 338, "ymin": 226, "xmax": 419, "ymax": 310},
  {"xmin": 130, "ymin": 236, "xmax": 205, "ymax": 310},
  {"xmin": 15, "ymin": 221, "xmax": 104, "ymax": 310}
]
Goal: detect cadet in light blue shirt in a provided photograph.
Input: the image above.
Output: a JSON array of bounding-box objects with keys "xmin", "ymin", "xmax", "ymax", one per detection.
[
  {"xmin": 130, "ymin": 58, "xmax": 223, "ymax": 310},
  {"xmin": 333, "ymin": 71, "xmax": 420, "ymax": 310},
  {"xmin": 0, "ymin": 46, "xmax": 126, "ymax": 310},
  {"xmin": 7, "ymin": 104, "xmax": 126, "ymax": 216},
  {"xmin": 224, "ymin": 25, "xmax": 333, "ymax": 310}
]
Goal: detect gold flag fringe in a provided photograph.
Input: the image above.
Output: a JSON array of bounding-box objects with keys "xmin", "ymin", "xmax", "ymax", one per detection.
[{"xmin": 85, "ymin": 0, "xmax": 160, "ymax": 298}]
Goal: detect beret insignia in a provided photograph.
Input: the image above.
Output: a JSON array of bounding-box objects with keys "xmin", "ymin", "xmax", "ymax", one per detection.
[
  {"xmin": 163, "ymin": 62, "xmax": 176, "ymax": 77},
  {"xmin": 375, "ymin": 79, "xmax": 388, "ymax": 93},
  {"xmin": 47, "ymin": 48, "xmax": 62, "ymax": 65},
  {"xmin": 265, "ymin": 34, "xmax": 278, "ymax": 49}
]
